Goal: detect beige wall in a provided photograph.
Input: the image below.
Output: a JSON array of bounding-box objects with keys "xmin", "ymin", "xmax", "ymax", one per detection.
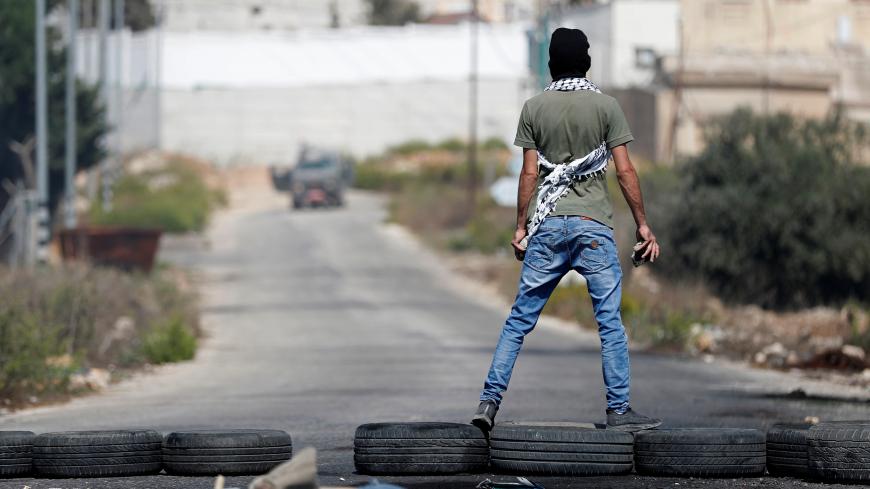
[
  {"xmin": 682, "ymin": 0, "xmax": 870, "ymax": 56},
  {"xmin": 664, "ymin": 0, "xmax": 870, "ymax": 160},
  {"xmin": 672, "ymin": 85, "xmax": 833, "ymax": 160}
]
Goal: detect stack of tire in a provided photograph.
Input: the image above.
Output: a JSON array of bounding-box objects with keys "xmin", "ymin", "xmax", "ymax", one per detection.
[
  {"xmin": 808, "ymin": 421, "xmax": 870, "ymax": 483},
  {"xmin": 163, "ymin": 430, "xmax": 293, "ymax": 476},
  {"xmin": 489, "ymin": 423, "xmax": 633, "ymax": 476},
  {"xmin": 33, "ymin": 430, "xmax": 162, "ymax": 478},
  {"xmin": 354, "ymin": 422, "xmax": 488, "ymax": 475},
  {"xmin": 0, "ymin": 432, "xmax": 34, "ymax": 477},
  {"xmin": 634, "ymin": 428, "xmax": 766, "ymax": 477}
]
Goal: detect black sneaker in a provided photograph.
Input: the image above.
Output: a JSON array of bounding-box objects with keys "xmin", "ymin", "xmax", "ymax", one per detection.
[
  {"xmin": 471, "ymin": 400, "xmax": 499, "ymax": 432},
  {"xmin": 606, "ymin": 408, "xmax": 662, "ymax": 432}
]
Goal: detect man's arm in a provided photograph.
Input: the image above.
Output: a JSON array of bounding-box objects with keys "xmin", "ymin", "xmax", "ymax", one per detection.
[
  {"xmin": 612, "ymin": 145, "xmax": 660, "ymax": 262},
  {"xmin": 511, "ymin": 148, "xmax": 539, "ymax": 260}
]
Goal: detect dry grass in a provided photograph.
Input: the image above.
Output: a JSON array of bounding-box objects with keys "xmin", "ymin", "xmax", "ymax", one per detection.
[{"xmin": 0, "ymin": 264, "xmax": 199, "ymax": 405}]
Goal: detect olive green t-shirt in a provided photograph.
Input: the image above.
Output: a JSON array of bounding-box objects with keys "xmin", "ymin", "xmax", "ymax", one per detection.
[{"xmin": 514, "ymin": 90, "xmax": 634, "ymax": 228}]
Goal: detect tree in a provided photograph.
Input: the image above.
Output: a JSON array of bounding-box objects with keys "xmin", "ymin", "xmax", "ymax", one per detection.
[
  {"xmin": 0, "ymin": 1, "xmax": 107, "ymax": 214},
  {"xmin": 657, "ymin": 108, "xmax": 870, "ymax": 310},
  {"xmin": 79, "ymin": 0, "xmax": 157, "ymax": 32},
  {"xmin": 365, "ymin": 0, "xmax": 420, "ymax": 26}
]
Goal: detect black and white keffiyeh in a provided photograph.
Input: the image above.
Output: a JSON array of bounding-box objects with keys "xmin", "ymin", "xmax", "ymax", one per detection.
[{"xmin": 523, "ymin": 78, "xmax": 612, "ymax": 243}]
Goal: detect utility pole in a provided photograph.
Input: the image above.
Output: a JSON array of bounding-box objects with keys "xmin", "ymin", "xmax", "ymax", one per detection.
[
  {"xmin": 98, "ymin": 0, "xmax": 112, "ymax": 211},
  {"xmin": 761, "ymin": 0, "xmax": 773, "ymax": 116},
  {"xmin": 665, "ymin": 16, "xmax": 684, "ymax": 162},
  {"xmin": 467, "ymin": 0, "xmax": 480, "ymax": 214},
  {"xmin": 66, "ymin": 0, "xmax": 79, "ymax": 229},
  {"xmin": 154, "ymin": 0, "xmax": 163, "ymax": 150},
  {"xmin": 114, "ymin": 0, "xmax": 125, "ymax": 166},
  {"xmin": 35, "ymin": 0, "xmax": 50, "ymax": 263}
]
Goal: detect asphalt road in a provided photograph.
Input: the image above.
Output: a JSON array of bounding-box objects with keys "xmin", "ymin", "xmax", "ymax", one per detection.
[{"xmin": 2, "ymin": 188, "xmax": 869, "ymax": 489}]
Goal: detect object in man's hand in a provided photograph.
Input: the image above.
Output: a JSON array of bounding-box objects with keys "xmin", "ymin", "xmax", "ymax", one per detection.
[
  {"xmin": 631, "ymin": 241, "xmax": 649, "ymax": 267},
  {"xmin": 519, "ymin": 237, "xmax": 528, "ymax": 251}
]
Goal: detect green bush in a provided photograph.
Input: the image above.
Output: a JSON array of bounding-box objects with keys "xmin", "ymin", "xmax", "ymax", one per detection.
[
  {"xmin": 481, "ymin": 137, "xmax": 509, "ymax": 151},
  {"xmin": 387, "ymin": 139, "xmax": 432, "ymax": 155},
  {"xmin": 436, "ymin": 138, "xmax": 466, "ymax": 152},
  {"xmin": 90, "ymin": 160, "xmax": 225, "ymax": 233},
  {"xmin": 353, "ymin": 163, "xmax": 411, "ymax": 191},
  {"xmin": 447, "ymin": 204, "xmax": 515, "ymax": 254},
  {"xmin": 0, "ymin": 309, "xmax": 71, "ymax": 396},
  {"xmin": 659, "ymin": 109, "xmax": 870, "ymax": 309},
  {"xmin": 141, "ymin": 317, "xmax": 196, "ymax": 364}
]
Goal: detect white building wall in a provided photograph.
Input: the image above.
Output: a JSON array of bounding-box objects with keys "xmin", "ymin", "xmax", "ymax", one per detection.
[
  {"xmin": 611, "ymin": 0, "xmax": 679, "ymax": 87},
  {"xmin": 157, "ymin": 25, "xmax": 530, "ymax": 164},
  {"xmin": 557, "ymin": 4, "xmax": 613, "ymax": 87},
  {"xmin": 558, "ymin": 0, "xmax": 679, "ymax": 89}
]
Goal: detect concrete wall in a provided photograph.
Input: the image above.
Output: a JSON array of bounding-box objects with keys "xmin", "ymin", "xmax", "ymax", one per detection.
[
  {"xmin": 682, "ymin": 0, "xmax": 870, "ymax": 56},
  {"xmin": 162, "ymin": 79, "xmax": 527, "ymax": 165}
]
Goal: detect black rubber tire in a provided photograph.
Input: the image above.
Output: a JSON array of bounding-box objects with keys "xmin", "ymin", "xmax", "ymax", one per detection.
[
  {"xmin": 162, "ymin": 430, "xmax": 292, "ymax": 475},
  {"xmin": 0, "ymin": 432, "xmax": 34, "ymax": 477},
  {"xmin": 354, "ymin": 447, "xmax": 489, "ymax": 456},
  {"xmin": 490, "ymin": 423, "xmax": 633, "ymax": 476},
  {"xmin": 33, "ymin": 430, "xmax": 162, "ymax": 478},
  {"xmin": 492, "ymin": 459, "xmax": 633, "ymax": 476},
  {"xmin": 766, "ymin": 423, "xmax": 810, "ymax": 477},
  {"xmin": 353, "ymin": 423, "xmax": 487, "ymax": 475},
  {"xmin": 808, "ymin": 421, "xmax": 870, "ymax": 483},
  {"xmin": 634, "ymin": 429, "xmax": 766, "ymax": 478}
]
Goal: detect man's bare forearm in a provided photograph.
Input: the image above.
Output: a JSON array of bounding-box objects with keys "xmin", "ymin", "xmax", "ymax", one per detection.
[
  {"xmin": 616, "ymin": 162, "xmax": 647, "ymax": 227},
  {"xmin": 516, "ymin": 171, "xmax": 537, "ymax": 229}
]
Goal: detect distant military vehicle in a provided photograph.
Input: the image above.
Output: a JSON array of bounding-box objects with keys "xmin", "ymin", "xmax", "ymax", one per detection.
[{"xmin": 290, "ymin": 148, "xmax": 352, "ymax": 209}]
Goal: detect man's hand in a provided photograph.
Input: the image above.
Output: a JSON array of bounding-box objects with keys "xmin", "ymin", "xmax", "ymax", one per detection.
[
  {"xmin": 511, "ymin": 227, "xmax": 528, "ymax": 261},
  {"xmin": 635, "ymin": 224, "xmax": 660, "ymax": 262}
]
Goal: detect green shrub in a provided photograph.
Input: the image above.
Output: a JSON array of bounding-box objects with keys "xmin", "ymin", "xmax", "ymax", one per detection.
[
  {"xmin": 353, "ymin": 163, "xmax": 411, "ymax": 191},
  {"xmin": 481, "ymin": 137, "xmax": 509, "ymax": 151},
  {"xmin": 387, "ymin": 139, "xmax": 432, "ymax": 155},
  {"xmin": 0, "ymin": 309, "xmax": 71, "ymax": 397},
  {"xmin": 436, "ymin": 138, "xmax": 466, "ymax": 152},
  {"xmin": 89, "ymin": 160, "xmax": 224, "ymax": 233},
  {"xmin": 448, "ymin": 207, "xmax": 515, "ymax": 254},
  {"xmin": 141, "ymin": 317, "xmax": 196, "ymax": 364},
  {"xmin": 659, "ymin": 109, "xmax": 870, "ymax": 309}
]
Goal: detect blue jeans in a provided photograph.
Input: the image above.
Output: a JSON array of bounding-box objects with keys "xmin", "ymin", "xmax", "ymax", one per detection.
[{"xmin": 480, "ymin": 216, "xmax": 630, "ymax": 412}]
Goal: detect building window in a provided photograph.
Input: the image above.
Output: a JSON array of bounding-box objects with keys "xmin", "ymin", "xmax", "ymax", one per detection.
[{"xmin": 635, "ymin": 47, "xmax": 657, "ymax": 69}]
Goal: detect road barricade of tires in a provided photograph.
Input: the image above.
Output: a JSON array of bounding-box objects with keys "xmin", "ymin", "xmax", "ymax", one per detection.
[
  {"xmin": 163, "ymin": 429, "xmax": 293, "ymax": 476},
  {"xmin": 354, "ymin": 422, "xmax": 488, "ymax": 475},
  {"xmin": 490, "ymin": 422, "xmax": 633, "ymax": 476},
  {"xmin": 5, "ymin": 420, "xmax": 870, "ymax": 481}
]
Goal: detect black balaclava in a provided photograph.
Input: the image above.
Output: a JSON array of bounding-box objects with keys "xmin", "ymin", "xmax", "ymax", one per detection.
[{"xmin": 548, "ymin": 27, "xmax": 592, "ymax": 81}]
